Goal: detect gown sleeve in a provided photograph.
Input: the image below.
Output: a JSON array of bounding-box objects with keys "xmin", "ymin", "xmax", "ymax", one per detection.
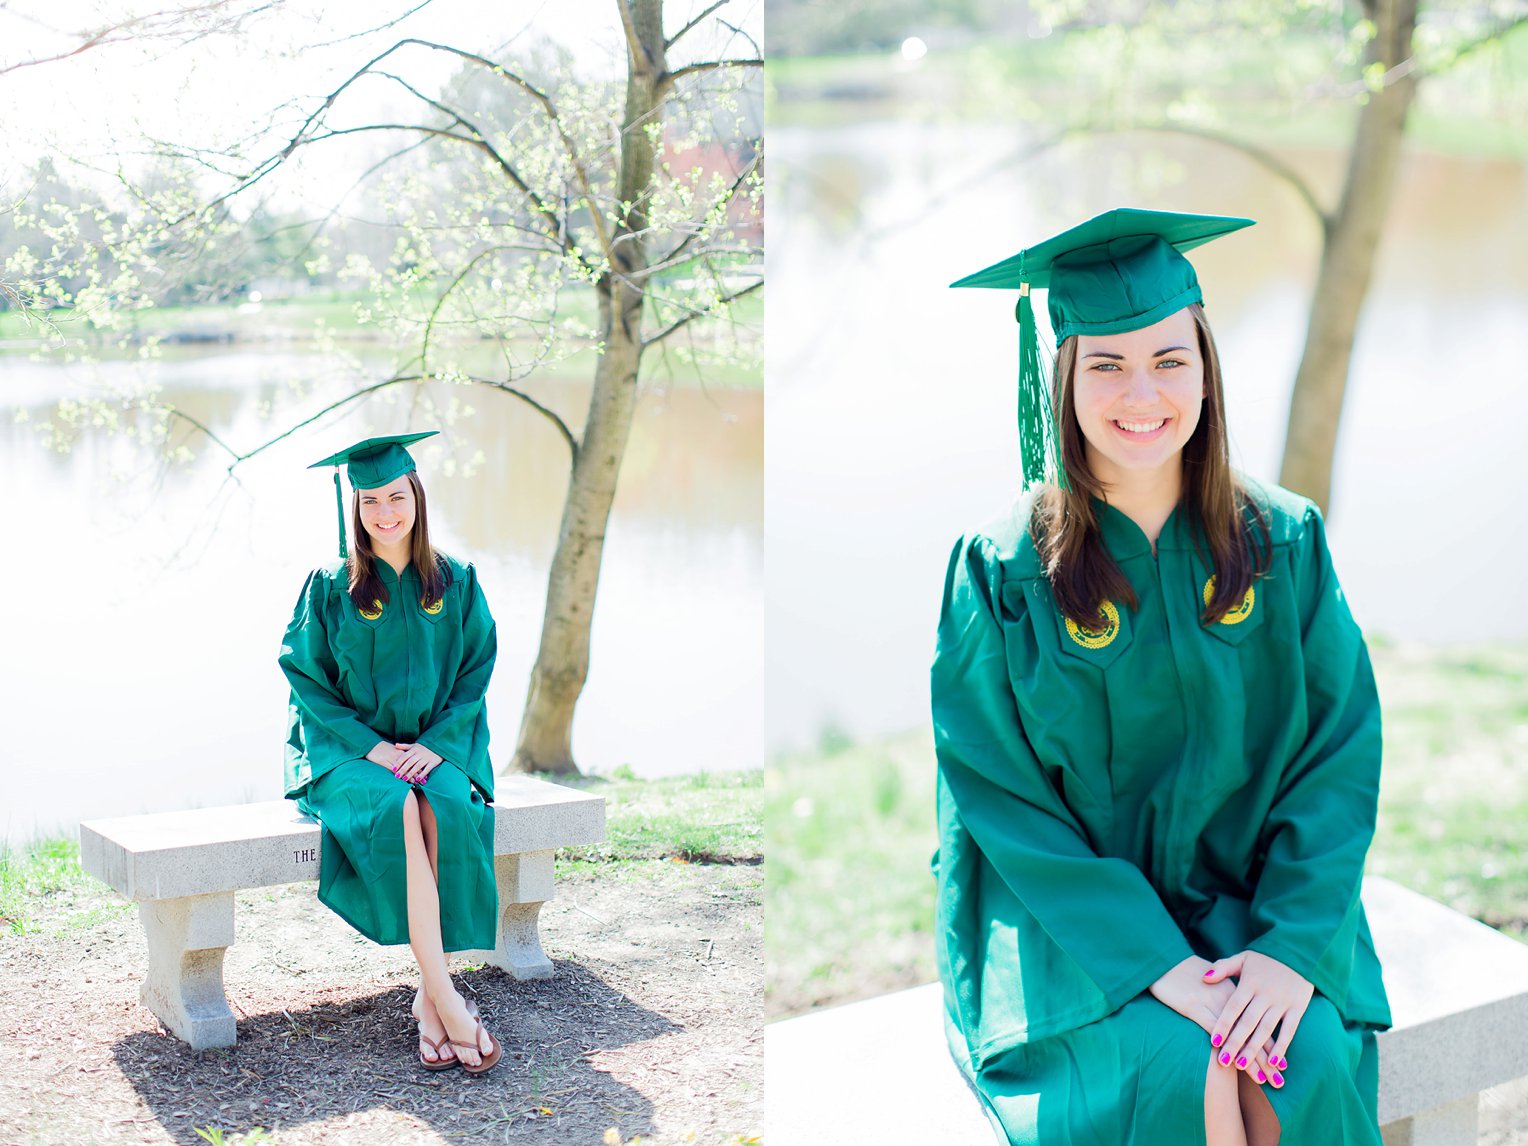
[
  {"xmin": 415, "ymin": 562, "xmax": 498, "ymax": 800},
  {"xmin": 933, "ymin": 532, "xmax": 1195, "ymax": 1053},
  {"xmin": 279, "ymin": 569, "xmax": 386, "ymax": 795},
  {"xmin": 1245, "ymin": 505, "xmax": 1383, "ymax": 1006}
]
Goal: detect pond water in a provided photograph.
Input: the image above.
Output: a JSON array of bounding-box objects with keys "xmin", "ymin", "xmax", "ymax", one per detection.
[
  {"xmin": 2, "ymin": 347, "xmax": 762, "ymax": 842},
  {"xmin": 767, "ymin": 118, "xmax": 1528, "ymax": 755}
]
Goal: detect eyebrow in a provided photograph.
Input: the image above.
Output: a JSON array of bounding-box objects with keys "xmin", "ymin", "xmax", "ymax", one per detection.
[{"xmin": 1084, "ymin": 346, "xmax": 1192, "ymax": 360}]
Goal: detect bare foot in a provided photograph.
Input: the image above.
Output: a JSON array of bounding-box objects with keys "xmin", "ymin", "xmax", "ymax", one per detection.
[
  {"xmin": 435, "ymin": 991, "xmax": 495, "ymax": 1070},
  {"xmin": 411, "ymin": 988, "xmax": 457, "ymax": 1068}
]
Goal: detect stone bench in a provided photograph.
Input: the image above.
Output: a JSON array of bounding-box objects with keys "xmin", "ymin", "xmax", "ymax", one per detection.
[
  {"xmin": 765, "ymin": 877, "xmax": 1528, "ymax": 1145},
  {"xmin": 79, "ymin": 775, "xmax": 605, "ymax": 1051}
]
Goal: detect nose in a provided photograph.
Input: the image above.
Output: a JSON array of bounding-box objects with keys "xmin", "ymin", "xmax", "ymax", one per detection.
[{"xmin": 1122, "ymin": 366, "xmax": 1158, "ymax": 406}]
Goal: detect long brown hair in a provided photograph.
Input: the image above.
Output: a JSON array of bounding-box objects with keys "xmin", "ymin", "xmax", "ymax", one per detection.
[
  {"xmin": 345, "ymin": 470, "xmax": 451, "ymax": 610},
  {"xmin": 1032, "ymin": 303, "xmax": 1270, "ymax": 630}
]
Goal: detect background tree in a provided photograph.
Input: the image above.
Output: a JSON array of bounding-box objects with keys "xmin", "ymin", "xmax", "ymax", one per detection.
[
  {"xmin": 5, "ymin": 0, "xmax": 761, "ymax": 775},
  {"xmin": 771, "ymin": 0, "xmax": 1525, "ymax": 514},
  {"xmin": 201, "ymin": 0, "xmax": 760, "ymax": 775},
  {"xmin": 1034, "ymin": 0, "xmax": 1525, "ymax": 512}
]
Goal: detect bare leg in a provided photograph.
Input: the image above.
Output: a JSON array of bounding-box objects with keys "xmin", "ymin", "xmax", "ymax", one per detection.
[
  {"xmin": 419, "ymin": 791, "xmax": 440, "ymax": 881},
  {"xmin": 1239, "ymin": 1072, "xmax": 1281, "ymax": 1146},
  {"xmin": 401, "ymin": 790, "xmax": 494, "ymax": 1068},
  {"xmin": 410, "ymin": 792, "xmax": 451, "ymax": 1064},
  {"xmin": 1205, "ymin": 1051, "xmax": 1249, "ymax": 1146}
]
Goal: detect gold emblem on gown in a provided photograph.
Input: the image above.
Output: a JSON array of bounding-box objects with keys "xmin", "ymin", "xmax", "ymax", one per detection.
[
  {"xmin": 421, "ymin": 596, "xmax": 443, "ymax": 615},
  {"xmin": 1065, "ymin": 600, "xmax": 1121, "ymax": 649},
  {"xmin": 358, "ymin": 599, "xmax": 384, "ymax": 620},
  {"xmin": 1203, "ymin": 576, "xmax": 1255, "ymax": 625}
]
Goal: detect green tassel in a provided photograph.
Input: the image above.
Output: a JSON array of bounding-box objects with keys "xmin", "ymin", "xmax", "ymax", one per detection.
[
  {"xmin": 332, "ymin": 468, "xmax": 348, "ymax": 560},
  {"xmin": 1014, "ymin": 284, "xmax": 1067, "ymax": 492}
]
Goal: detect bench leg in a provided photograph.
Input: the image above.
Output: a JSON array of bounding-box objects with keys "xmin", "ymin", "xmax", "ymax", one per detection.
[
  {"xmin": 138, "ymin": 892, "xmax": 237, "ymax": 1051},
  {"xmin": 1381, "ymin": 1094, "xmax": 1479, "ymax": 1146},
  {"xmin": 485, "ymin": 850, "xmax": 555, "ymax": 979}
]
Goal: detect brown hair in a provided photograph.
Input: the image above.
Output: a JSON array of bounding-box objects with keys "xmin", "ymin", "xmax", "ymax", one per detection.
[
  {"xmin": 345, "ymin": 470, "xmax": 451, "ymax": 610},
  {"xmin": 1032, "ymin": 303, "xmax": 1270, "ymax": 630}
]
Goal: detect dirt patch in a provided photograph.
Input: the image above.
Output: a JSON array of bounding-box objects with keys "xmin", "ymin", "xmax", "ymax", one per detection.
[{"xmin": 0, "ymin": 860, "xmax": 761, "ymax": 1145}]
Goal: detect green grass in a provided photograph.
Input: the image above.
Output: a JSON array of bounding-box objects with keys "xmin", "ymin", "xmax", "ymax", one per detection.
[
  {"xmin": 0, "ymin": 836, "xmax": 114, "ymax": 935},
  {"xmin": 766, "ymin": 642, "xmax": 1528, "ymax": 1020},
  {"xmin": 766, "ymin": 730, "xmax": 938, "ymax": 1019},
  {"xmin": 557, "ymin": 769, "xmax": 763, "ymax": 870},
  {"xmin": 1365, "ymin": 641, "xmax": 1528, "ymax": 939}
]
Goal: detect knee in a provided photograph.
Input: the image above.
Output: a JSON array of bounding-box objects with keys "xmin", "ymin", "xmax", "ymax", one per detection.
[{"xmin": 1283, "ymin": 995, "xmax": 1350, "ymax": 1077}]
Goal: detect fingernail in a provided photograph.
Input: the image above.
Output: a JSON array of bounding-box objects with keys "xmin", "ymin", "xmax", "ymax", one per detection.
[
  {"xmin": 1219, "ymin": 1052, "xmax": 1231, "ymax": 1066},
  {"xmin": 1275, "ymin": 1056, "xmax": 1286, "ymax": 1069},
  {"xmin": 1271, "ymin": 1072, "xmax": 1284, "ymax": 1087},
  {"xmin": 1236, "ymin": 1057, "xmax": 1247, "ymax": 1069},
  {"xmin": 1202, "ymin": 969, "xmax": 1214, "ymax": 978},
  {"xmin": 1211, "ymin": 1034, "xmax": 1223, "ymax": 1047},
  {"xmin": 1256, "ymin": 1070, "xmax": 1267, "ymax": 1083}
]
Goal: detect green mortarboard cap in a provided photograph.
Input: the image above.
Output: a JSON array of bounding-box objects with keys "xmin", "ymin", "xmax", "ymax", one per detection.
[
  {"xmin": 950, "ymin": 208, "xmax": 1255, "ymax": 490},
  {"xmin": 307, "ymin": 431, "xmax": 438, "ymax": 558}
]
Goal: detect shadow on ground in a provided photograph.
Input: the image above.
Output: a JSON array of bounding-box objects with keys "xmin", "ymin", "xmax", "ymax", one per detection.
[{"xmin": 110, "ymin": 962, "xmax": 678, "ymax": 1144}]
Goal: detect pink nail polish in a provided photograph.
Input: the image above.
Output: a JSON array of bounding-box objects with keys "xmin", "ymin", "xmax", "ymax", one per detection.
[
  {"xmin": 1271, "ymin": 1072, "xmax": 1283, "ymax": 1086},
  {"xmin": 1203, "ymin": 969, "xmax": 1214, "ymax": 978},
  {"xmin": 1276, "ymin": 1057, "xmax": 1286, "ymax": 1069},
  {"xmin": 1219, "ymin": 1052, "xmax": 1231, "ymax": 1066},
  {"xmin": 1236, "ymin": 1057, "xmax": 1247, "ymax": 1069},
  {"xmin": 1211, "ymin": 1034, "xmax": 1223, "ymax": 1047},
  {"xmin": 1256, "ymin": 1071, "xmax": 1267, "ymax": 1083}
]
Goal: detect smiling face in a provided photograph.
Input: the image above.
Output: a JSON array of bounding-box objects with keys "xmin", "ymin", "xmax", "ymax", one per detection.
[
  {"xmin": 1070, "ymin": 307, "xmax": 1205, "ymax": 492},
  {"xmin": 356, "ymin": 474, "xmax": 417, "ymax": 552}
]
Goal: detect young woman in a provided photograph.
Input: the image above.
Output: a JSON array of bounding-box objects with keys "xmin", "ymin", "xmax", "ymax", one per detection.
[
  {"xmin": 932, "ymin": 210, "xmax": 1390, "ymax": 1144},
  {"xmin": 280, "ymin": 431, "xmax": 502, "ymax": 1073}
]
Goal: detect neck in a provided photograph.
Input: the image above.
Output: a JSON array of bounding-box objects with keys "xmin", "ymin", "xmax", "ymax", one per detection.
[
  {"xmin": 1093, "ymin": 457, "xmax": 1184, "ymax": 551},
  {"xmin": 373, "ymin": 542, "xmax": 411, "ymax": 576}
]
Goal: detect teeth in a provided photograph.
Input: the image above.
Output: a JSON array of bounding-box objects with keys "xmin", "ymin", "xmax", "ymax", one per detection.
[{"xmin": 1116, "ymin": 419, "xmax": 1165, "ymax": 434}]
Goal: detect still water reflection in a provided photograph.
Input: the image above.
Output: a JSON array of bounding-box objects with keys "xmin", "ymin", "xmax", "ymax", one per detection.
[
  {"xmin": 767, "ymin": 119, "xmax": 1528, "ymax": 754},
  {"xmin": 3, "ymin": 349, "xmax": 762, "ymax": 842}
]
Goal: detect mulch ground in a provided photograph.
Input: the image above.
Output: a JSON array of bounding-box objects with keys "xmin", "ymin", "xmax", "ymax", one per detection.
[{"xmin": 0, "ymin": 860, "xmax": 762, "ymax": 1146}]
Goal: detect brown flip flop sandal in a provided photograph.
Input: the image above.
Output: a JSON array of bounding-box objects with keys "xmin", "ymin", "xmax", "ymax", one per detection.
[
  {"xmin": 412, "ymin": 993, "xmax": 460, "ymax": 1071},
  {"xmin": 454, "ymin": 999, "xmax": 502, "ymax": 1075},
  {"xmin": 418, "ymin": 1031, "xmax": 459, "ymax": 1072}
]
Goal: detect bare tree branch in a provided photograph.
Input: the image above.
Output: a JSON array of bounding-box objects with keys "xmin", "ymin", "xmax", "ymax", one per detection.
[
  {"xmin": 716, "ymin": 17, "xmax": 761, "ymax": 60},
  {"xmin": 663, "ymin": 56, "xmax": 763, "ymax": 91},
  {"xmin": 0, "ymin": 0, "xmax": 277, "ymax": 76},
  {"xmin": 372, "ymin": 70, "xmax": 575, "ymax": 247},
  {"xmin": 172, "ymin": 368, "xmax": 579, "ymax": 475},
  {"xmin": 367, "ymin": 42, "xmax": 615, "ymax": 262},
  {"xmin": 306, "ymin": 0, "xmax": 437, "ymax": 49},
  {"xmin": 160, "ymin": 405, "xmax": 241, "ymax": 462},
  {"xmin": 467, "ymin": 375, "xmax": 578, "ymax": 457},
  {"xmin": 665, "ymin": 0, "xmax": 728, "ymax": 49},
  {"xmin": 223, "ymin": 377, "xmax": 422, "ymax": 469},
  {"xmin": 1132, "ymin": 124, "xmax": 1329, "ymax": 230},
  {"xmin": 643, "ymin": 277, "xmax": 760, "ymax": 347}
]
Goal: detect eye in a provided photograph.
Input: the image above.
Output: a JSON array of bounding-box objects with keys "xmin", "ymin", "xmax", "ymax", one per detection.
[
  {"xmin": 1090, "ymin": 361, "xmax": 1121, "ymax": 372},
  {"xmin": 1156, "ymin": 358, "xmax": 1185, "ymax": 369}
]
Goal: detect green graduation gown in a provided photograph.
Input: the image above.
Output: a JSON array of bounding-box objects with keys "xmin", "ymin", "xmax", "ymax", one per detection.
[
  {"xmin": 931, "ymin": 478, "xmax": 1390, "ymax": 1145},
  {"xmin": 280, "ymin": 555, "xmax": 499, "ymax": 951}
]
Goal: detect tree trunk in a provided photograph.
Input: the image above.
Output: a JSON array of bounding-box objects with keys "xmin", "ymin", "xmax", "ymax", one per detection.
[
  {"xmin": 508, "ymin": 0, "xmax": 664, "ymax": 775},
  {"xmin": 1278, "ymin": 0, "xmax": 1419, "ymax": 514}
]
